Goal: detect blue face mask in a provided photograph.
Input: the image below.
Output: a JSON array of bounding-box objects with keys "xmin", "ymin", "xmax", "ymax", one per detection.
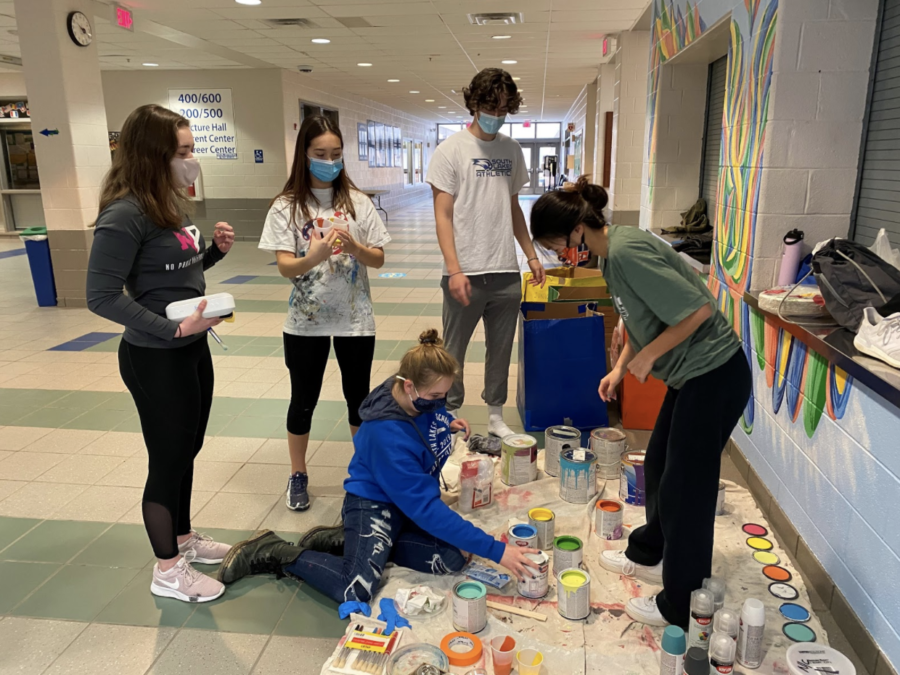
[
  {"xmin": 309, "ymin": 157, "xmax": 343, "ymax": 182},
  {"xmin": 398, "ymin": 376, "xmax": 446, "ymax": 414},
  {"xmin": 477, "ymin": 111, "xmax": 506, "ymax": 135}
]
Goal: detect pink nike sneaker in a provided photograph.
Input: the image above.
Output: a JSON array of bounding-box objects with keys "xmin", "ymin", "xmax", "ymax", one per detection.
[
  {"xmin": 177, "ymin": 530, "xmax": 232, "ymax": 564},
  {"xmin": 151, "ymin": 551, "xmax": 225, "ymax": 603}
]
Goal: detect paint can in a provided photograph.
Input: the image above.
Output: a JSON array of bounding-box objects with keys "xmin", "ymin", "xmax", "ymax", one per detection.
[
  {"xmin": 452, "ymin": 580, "xmax": 487, "ymax": 633},
  {"xmin": 559, "ymin": 448, "xmax": 598, "ymax": 504},
  {"xmin": 619, "ymin": 449, "xmax": 647, "ymax": 506},
  {"xmin": 552, "ymin": 535, "xmax": 583, "ymax": 577},
  {"xmin": 557, "ymin": 568, "xmax": 591, "ymax": 621},
  {"xmin": 543, "ymin": 425, "xmax": 581, "ymax": 478},
  {"xmin": 594, "ymin": 499, "xmax": 624, "ymax": 540},
  {"xmin": 527, "ymin": 508, "xmax": 555, "ymax": 550},
  {"xmin": 508, "ymin": 523, "xmax": 538, "ymax": 549},
  {"xmin": 590, "ymin": 427, "xmax": 627, "ymax": 479},
  {"xmin": 500, "ymin": 434, "xmax": 538, "ymax": 486},
  {"xmin": 716, "ymin": 481, "xmax": 726, "ymax": 516},
  {"xmin": 517, "ymin": 552, "xmax": 550, "ymax": 599}
]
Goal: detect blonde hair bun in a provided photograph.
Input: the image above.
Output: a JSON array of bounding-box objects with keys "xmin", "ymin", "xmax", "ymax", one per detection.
[{"xmin": 418, "ymin": 329, "xmax": 443, "ymax": 347}]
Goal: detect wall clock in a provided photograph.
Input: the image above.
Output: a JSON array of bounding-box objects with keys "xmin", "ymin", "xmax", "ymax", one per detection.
[{"xmin": 67, "ymin": 11, "xmax": 93, "ymax": 47}]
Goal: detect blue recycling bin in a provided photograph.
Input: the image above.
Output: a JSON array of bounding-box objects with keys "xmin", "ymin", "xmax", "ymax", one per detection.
[{"xmin": 20, "ymin": 227, "xmax": 57, "ymax": 307}]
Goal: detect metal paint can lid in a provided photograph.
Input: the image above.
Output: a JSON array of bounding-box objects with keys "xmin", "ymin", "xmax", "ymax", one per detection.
[
  {"xmin": 504, "ymin": 434, "xmax": 537, "ymax": 448},
  {"xmin": 548, "ymin": 426, "xmax": 580, "ymax": 439},
  {"xmin": 622, "ymin": 449, "xmax": 646, "ymax": 465},
  {"xmin": 524, "ymin": 552, "xmax": 548, "ymax": 565},
  {"xmin": 786, "ymin": 644, "xmax": 855, "ymax": 675},
  {"xmin": 562, "ymin": 448, "xmax": 596, "ymax": 464}
]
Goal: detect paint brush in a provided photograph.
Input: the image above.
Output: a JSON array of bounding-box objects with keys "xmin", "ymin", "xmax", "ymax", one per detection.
[{"xmin": 208, "ymin": 327, "xmax": 228, "ymax": 351}]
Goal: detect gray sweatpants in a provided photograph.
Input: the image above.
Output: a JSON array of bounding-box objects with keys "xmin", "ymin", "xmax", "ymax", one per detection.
[{"xmin": 441, "ymin": 272, "xmax": 520, "ymax": 411}]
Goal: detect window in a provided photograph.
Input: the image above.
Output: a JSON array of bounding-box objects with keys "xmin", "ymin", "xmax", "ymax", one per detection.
[
  {"xmin": 700, "ymin": 56, "xmax": 727, "ymax": 219},
  {"xmin": 300, "ymin": 101, "xmax": 339, "ymax": 128},
  {"xmin": 403, "ymin": 139, "xmax": 412, "ymax": 185},
  {"xmin": 510, "ymin": 123, "xmax": 536, "ymax": 140},
  {"xmin": 536, "ymin": 123, "xmax": 561, "ymax": 139},
  {"xmin": 413, "ymin": 142, "xmax": 423, "ymax": 184}
]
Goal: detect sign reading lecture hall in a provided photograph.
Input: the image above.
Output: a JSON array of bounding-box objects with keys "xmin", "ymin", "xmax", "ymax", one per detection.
[{"xmin": 168, "ymin": 89, "xmax": 237, "ymax": 160}]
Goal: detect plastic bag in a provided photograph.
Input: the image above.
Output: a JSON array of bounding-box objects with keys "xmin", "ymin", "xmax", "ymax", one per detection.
[
  {"xmin": 19, "ymin": 235, "xmax": 47, "ymax": 242},
  {"xmin": 870, "ymin": 228, "xmax": 900, "ymax": 272}
]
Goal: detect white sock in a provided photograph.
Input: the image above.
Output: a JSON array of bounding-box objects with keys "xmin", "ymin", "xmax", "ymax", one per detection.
[{"xmin": 487, "ymin": 406, "xmax": 513, "ymax": 438}]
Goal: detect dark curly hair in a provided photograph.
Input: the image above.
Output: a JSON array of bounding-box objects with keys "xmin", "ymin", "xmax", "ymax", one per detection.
[
  {"xmin": 530, "ymin": 175, "xmax": 609, "ymax": 244},
  {"xmin": 463, "ymin": 68, "xmax": 523, "ymax": 116}
]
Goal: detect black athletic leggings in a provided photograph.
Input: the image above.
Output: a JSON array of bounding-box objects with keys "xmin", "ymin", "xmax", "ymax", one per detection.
[
  {"xmin": 119, "ymin": 337, "xmax": 213, "ymax": 560},
  {"xmin": 284, "ymin": 334, "xmax": 376, "ymax": 436}
]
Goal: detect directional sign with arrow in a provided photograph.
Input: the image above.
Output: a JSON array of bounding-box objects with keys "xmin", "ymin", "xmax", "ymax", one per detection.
[{"xmin": 39, "ymin": 129, "xmax": 59, "ymax": 137}]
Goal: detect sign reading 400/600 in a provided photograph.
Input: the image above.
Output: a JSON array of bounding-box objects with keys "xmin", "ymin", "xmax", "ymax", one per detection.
[{"xmin": 167, "ymin": 88, "xmax": 237, "ymax": 160}]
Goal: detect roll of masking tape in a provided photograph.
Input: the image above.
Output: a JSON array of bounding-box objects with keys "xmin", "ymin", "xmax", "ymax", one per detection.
[{"xmin": 440, "ymin": 632, "xmax": 484, "ymax": 667}]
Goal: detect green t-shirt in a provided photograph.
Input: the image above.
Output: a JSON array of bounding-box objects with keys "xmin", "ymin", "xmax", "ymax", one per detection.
[{"xmin": 600, "ymin": 226, "xmax": 740, "ymax": 389}]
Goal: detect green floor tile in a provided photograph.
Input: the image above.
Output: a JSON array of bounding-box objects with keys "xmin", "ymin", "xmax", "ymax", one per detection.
[
  {"xmin": 230, "ymin": 345, "xmax": 280, "ymax": 358},
  {"xmin": 94, "ymin": 568, "xmax": 197, "ymax": 628},
  {"xmin": 211, "ymin": 398, "xmax": 253, "ymax": 416},
  {"xmin": 275, "ymin": 583, "xmax": 345, "ymax": 638},
  {"xmin": 372, "ymin": 302, "xmax": 399, "ymax": 315},
  {"xmin": 204, "ymin": 415, "xmax": 233, "ymax": 437},
  {"xmin": 244, "ymin": 399, "xmax": 289, "ymax": 418},
  {"xmin": 13, "ymin": 564, "xmax": 139, "ymax": 621},
  {"xmin": 112, "ymin": 416, "xmax": 143, "ymax": 433},
  {"xmin": 249, "ymin": 336, "xmax": 284, "ymax": 346},
  {"xmin": 326, "ymin": 423, "xmax": 353, "ymax": 443},
  {"xmin": 3, "ymin": 520, "xmax": 109, "ymax": 563},
  {"xmin": 309, "ymin": 418, "xmax": 338, "ymax": 441},
  {"xmin": 217, "ymin": 335, "xmax": 255, "ymax": 348},
  {"xmin": 63, "ymin": 407, "xmax": 134, "ymax": 431},
  {"xmin": 0, "ymin": 516, "xmax": 41, "ymax": 553},
  {"xmin": 47, "ymin": 391, "xmax": 114, "ymax": 410},
  {"xmin": 0, "ymin": 404, "xmax": 26, "ymax": 425},
  {"xmin": 86, "ymin": 336, "xmax": 122, "ymax": 352},
  {"xmin": 14, "ymin": 406, "xmax": 86, "ymax": 429},
  {"xmin": 71, "ymin": 523, "xmax": 155, "ymax": 569},
  {"xmin": 186, "ymin": 574, "xmax": 297, "ymax": 634},
  {"xmin": 390, "ymin": 302, "xmax": 426, "ymax": 315},
  {"xmin": 420, "ymin": 305, "xmax": 443, "ymax": 316},
  {"xmin": 0, "ymin": 389, "xmax": 67, "ymax": 408},
  {"xmin": 0, "ymin": 561, "xmax": 61, "ymax": 613},
  {"xmin": 315, "ymin": 400, "xmax": 347, "ymax": 422},
  {"xmin": 98, "ymin": 393, "xmax": 139, "ymax": 411},
  {"xmin": 220, "ymin": 416, "xmax": 284, "ymax": 439}
]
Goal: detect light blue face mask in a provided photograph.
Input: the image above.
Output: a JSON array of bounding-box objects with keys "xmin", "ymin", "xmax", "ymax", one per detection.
[
  {"xmin": 477, "ymin": 111, "xmax": 506, "ymax": 135},
  {"xmin": 308, "ymin": 156, "xmax": 343, "ymax": 182}
]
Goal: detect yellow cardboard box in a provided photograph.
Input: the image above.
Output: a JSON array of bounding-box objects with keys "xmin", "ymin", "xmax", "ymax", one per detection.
[{"xmin": 522, "ymin": 266, "xmax": 608, "ymax": 302}]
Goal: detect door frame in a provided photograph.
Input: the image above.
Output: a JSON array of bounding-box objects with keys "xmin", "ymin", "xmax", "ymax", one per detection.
[{"xmin": 519, "ymin": 141, "xmax": 561, "ymax": 195}]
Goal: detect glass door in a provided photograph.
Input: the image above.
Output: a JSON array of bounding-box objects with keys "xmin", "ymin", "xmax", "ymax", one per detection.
[
  {"xmin": 519, "ymin": 142, "xmax": 561, "ymax": 195},
  {"xmin": 520, "ymin": 145, "xmax": 533, "ymax": 193}
]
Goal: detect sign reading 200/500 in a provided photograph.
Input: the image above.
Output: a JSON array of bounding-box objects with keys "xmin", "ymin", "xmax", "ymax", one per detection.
[{"xmin": 167, "ymin": 88, "xmax": 237, "ymax": 160}]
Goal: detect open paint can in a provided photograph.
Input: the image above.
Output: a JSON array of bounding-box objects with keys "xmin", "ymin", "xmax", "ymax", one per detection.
[
  {"xmin": 552, "ymin": 535, "xmax": 583, "ymax": 577},
  {"xmin": 619, "ymin": 449, "xmax": 647, "ymax": 506},
  {"xmin": 543, "ymin": 425, "xmax": 580, "ymax": 478},
  {"xmin": 557, "ymin": 568, "xmax": 591, "ymax": 620},
  {"xmin": 528, "ymin": 508, "xmax": 555, "ymax": 550},
  {"xmin": 559, "ymin": 448, "xmax": 598, "ymax": 504},
  {"xmin": 594, "ymin": 499, "xmax": 624, "ymax": 540},
  {"xmin": 590, "ymin": 427, "xmax": 626, "ymax": 479},
  {"xmin": 508, "ymin": 523, "xmax": 538, "ymax": 548},
  {"xmin": 517, "ymin": 552, "xmax": 550, "ymax": 599},
  {"xmin": 501, "ymin": 434, "xmax": 538, "ymax": 486},
  {"xmin": 452, "ymin": 580, "xmax": 487, "ymax": 633}
]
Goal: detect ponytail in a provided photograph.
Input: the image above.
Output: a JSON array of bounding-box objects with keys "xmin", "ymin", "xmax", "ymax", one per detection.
[
  {"xmin": 530, "ymin": 174, "xmax": 609, "ymax": 243},
  {"xmin": 396, "ymin": 329, "xmax": 459, "ymax": 389}
]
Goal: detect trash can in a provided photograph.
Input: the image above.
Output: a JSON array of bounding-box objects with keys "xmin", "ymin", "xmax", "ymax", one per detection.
[{"xmin": 19, "ymin": 226, "xmax": 57, "ymax": 307}]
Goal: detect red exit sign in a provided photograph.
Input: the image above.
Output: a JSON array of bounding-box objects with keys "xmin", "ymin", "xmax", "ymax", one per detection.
[{"xmin": 113, "ymin": 3, "xmax": 134, "ymax": 31}]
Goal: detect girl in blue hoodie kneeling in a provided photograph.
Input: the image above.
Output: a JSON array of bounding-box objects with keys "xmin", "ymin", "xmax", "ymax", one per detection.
[{"xmin": 217, "ymin": 329, "xmax": 540, "ymax": 607}]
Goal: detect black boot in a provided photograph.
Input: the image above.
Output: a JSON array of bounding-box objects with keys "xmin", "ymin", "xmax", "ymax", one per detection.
[
  {"xmin": 298, "ymin": 524, "xmax": 345, "ymax": 557},
  {"xmin": 217, "ymin": 530, "xmax": 300, "ymax": 584}
]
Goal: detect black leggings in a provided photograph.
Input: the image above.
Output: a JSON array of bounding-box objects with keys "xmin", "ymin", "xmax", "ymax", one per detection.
[
  {"xmin": 119, "ymin": 337, "xmax": 213, "ymax": 560},
  {"xmin": 283, "ymin": 334, "xmax": 376, "ymax": 436},
  {"xmin": 625, "ymin": 348, "xmax": 752, "ymax": 627}
]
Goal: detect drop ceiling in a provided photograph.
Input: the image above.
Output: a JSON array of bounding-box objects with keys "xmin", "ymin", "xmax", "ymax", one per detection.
[{"xmin": 0, "ymin": 0, "xmax": 649, "ymax": 122}]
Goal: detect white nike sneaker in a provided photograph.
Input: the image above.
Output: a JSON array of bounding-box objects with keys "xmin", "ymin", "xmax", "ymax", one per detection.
[
  {"xmin": 625, "ymin": 595, "xmax": 669, "ymax": 627},
  {"xmin": 599, "ymin": 550, "xmax": 663, "ymax": 584},
  {"xmin": 151, "ymin": 550, "xmax": 225, "ymax": 603},
  {"xmin": 854, "ymin": 307, "xmax": 900, "ymax": 368},
  {"xmin": 178, "ymin": 530, "xmax": 232, "ymax": 564}
]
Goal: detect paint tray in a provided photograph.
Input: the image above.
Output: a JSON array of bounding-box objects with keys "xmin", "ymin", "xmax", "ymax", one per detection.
[{"xmin": 327, "ymin": 613, "xmax": 408, "ymax": 675}]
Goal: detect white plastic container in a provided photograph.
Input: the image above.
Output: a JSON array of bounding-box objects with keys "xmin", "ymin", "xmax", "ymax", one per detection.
[
  {"xmin": 737, "ymin": 598, "xmax": 766, "ymax": 669},
  {"xmin": 165, "ymin": 293, "xmax": 235, "ymax": 322},
  {"xmin": 459, "ymin": 455, "xmax": 493, "ymax": 514}
]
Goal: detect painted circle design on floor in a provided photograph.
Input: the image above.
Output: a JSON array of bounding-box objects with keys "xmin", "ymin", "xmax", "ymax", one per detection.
[
  {"xmin": 742, "ymin": 523, "xmax": 768, "ymax": 536},
  {"xmin": 753, "ymin": 551, "xmax": 780, "ymax": 565},
  {"xmin": 769, "ymin": 582, "xmax": 799, "ymax": 600},
  {"xmin": 379, "ymin": 272, "xmax": 407, "ymax": 278},
  {"xmin": 746, "ymin": 536, "xmax": 774, "ymax": 551},
  {"xmin": 763, "ymin": 565, "xmax": 793, "ymax": 582},
  {"xmin": 779, "ymin": 603, "xmax": 811, "ymax": 622},
  {"xmin": 783, "ymin": 622, "xmax": 817, "ymax": 643}
]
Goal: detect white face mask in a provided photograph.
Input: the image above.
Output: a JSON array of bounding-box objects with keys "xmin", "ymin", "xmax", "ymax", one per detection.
[{"xmin": 171, "ymin": 157, "xmax": 201, "ymax": 188}]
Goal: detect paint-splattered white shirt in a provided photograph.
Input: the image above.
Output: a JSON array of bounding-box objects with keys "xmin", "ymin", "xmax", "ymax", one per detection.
[{"xmin": 259, "ymin": 188, "xmax": 390, "ymax": 337}]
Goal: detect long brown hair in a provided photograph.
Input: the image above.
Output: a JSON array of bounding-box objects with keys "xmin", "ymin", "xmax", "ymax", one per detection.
[
  {"xmin": 276, "ymin": 115, "xmax": 358, "ymax": 226},
  {"xmin": 530, "ymin": 175, "xmax": 608, "ymax": 244},
  {"xmin": 396, "ymin": 329, "xmax": 459, "ymax": 389},
  {"xmin": 99, "ymin": 104, "xmax": 191, "ymax": 230}
]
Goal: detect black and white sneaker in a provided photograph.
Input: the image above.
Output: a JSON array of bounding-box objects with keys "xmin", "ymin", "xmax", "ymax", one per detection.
[{"xmin": 286, "ymin": 472, "xmax": 310, "ymax": 511}]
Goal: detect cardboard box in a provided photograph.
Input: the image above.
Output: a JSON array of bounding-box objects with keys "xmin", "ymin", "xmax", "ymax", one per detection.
[
  {"xmin": 522, "ymin": 266, "xmax": 607, "ymax": 303},
  {"xmin": 521, "ymin": 301, "xmax": 597, "ymax": 320}
]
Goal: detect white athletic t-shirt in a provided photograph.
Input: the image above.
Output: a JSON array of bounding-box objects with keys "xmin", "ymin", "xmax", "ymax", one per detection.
[
  {"xmin": 427, "ymin": 129, "xmax": 528, "ymax": 276},
  {"xmin": 258, "ymin": 188, "xmax": 390, "ymax": 337}
]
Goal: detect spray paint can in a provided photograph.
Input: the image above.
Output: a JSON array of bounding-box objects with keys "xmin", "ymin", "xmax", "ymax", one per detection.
[
  {"xmin": 710, "ymin": 632, "xmax": 737, "ymax": 674},
  {"xmin": 589, "ymin": 427, "xmax": 626, "ymax": 479},
  {"xmin": 716, "ymin": 481, "xmax": 726, "ymax": 516},
  {"xmin": 688, "ymin": 588, "xmax": 715, "ymax": 651},
  {"xmin": 557, "ymin": 568, "xmax": 590, "ymax": 620},
  {"xmin": 528, "ymin": 508, "xmax": 555, "ymax": 550},
  {"xmin": 619, "ymin": 450, "xmax": 647, "ymax": 506},
  {"xmin": 713, "ymin": 608, "xmax": 740, "ymax": 641},
  {"xmin": 517, "ymin": 552, "xmax": 550, "ymax": 599},
  {"xmin": 544, "ymin": 425, "xmax": 580, "ymax": 477},
  {"xmin": 594, "ymin": 499, "xmax": 624, "ymax": 540},
  {"xmin": 508, "ymin": 524, "xmax": 538, "ymax": 549},
  {"xmin": 452, "ymin": 580, "xmax": 487, "ymax": 633},
  {"xmin": 559, "ymin": 448, "xmax": 598, "ymax": 503},
  {"xmin": 658, "ymin": 625, "xmax": 686, "ymax": 675},
  {"xmin": 703, "ymin": 576, "xmax": 727, "ymax": 613},
  {"xmin": 552, "ymin": 535, "xmax": 583, "ymax": 577},
  {"xmin": 683, "ymin": 647, "xmax": 711, "ymax": 675},
  {"xmin": 501, "ymin": 434, "xmax": 537, "ymax": 486},
  {"xmin": 737, "ymin": 598, "xmax": 766, "ymax": 669}
]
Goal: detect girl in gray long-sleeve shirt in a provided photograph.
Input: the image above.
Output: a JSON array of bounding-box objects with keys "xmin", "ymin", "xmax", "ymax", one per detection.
[{"xmin": 86, "ymin": 104, "xmax": 236, "ymax": 604}]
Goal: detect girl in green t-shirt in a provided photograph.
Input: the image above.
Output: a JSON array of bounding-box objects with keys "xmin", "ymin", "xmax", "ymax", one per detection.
[{"xmin": 529, "ymin": 176, "xmax": 751, "ymax": 630}]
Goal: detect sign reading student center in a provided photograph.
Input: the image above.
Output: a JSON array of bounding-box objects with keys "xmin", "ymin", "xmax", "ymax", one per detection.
[{"xmin": 168, "ymin": 89, "xmax": 237, "ymax": 160}]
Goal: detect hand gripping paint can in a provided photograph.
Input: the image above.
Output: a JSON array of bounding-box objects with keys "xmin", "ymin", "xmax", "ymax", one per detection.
[
  {"xmin": 557, "ymin": 568, "xmax": 591, "ymax": 620},
  {"xmin": 594, "ymin": 499, "xmax": 624, "ymax": 540},
  {"xmin": 559, "ymin": 448, "xmax": 598, "ymax": 504},
  {"xmin": 508, "ymin": 523, "xmax": 538, "ymax": 548},
  {"xmin": 500, "ymin": 434, "xmax": 538, "ymax": 486},
  {"xmin": 544, "ymin": 425, "xmax": 580, "ymax": 478},
  {"xmin": 552, "ymin": 535, "xmax": 583, "ymax": 577},
  {"xmin": 619, "ymin": 449, "xmax": 647, "ymax": 506},
  {"xmin": 517, "ymin": 551, "xmax": 550, "ymax": 599},
  {"xmin": 527, "ymin": 508, "xmax": 555, "ymax": 550},
  {"xmin": 452, "ymin": 580, "xmax": 487, "ymax": 633},
  {"xmin": 590, "ymin": 427, "xmax": 627, "ymax": 479}
]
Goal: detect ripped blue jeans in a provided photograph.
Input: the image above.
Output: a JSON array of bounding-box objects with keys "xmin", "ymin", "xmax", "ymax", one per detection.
[{"xmin": 283, "ymin": 493, "xmax": 467, "ymax": 605}]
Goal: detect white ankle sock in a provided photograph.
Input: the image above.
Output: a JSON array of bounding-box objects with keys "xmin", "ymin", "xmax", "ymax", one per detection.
[{"xmin": 487, "ymin": 406, "xmax": 513, "ymax": 438}]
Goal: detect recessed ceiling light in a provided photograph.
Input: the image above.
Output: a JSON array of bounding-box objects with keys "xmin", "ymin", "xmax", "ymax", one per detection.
[
  {"xmin": 425, "ymin": 99, "xmax": 435, "ymax": 102},
  {"xmin": 513, "ymin": 77, "xmax": 521, "ymax": 81},
  {"xmin": 387, "ymin": 79, "xmax": 400, "ymax": 82},
  {"xmin": 502, "ymin": 60, "xmax": 517, "ymax": 65},
  {"xmin": 311, "ymin": 38, "xmax": 330, "ymax": 44},
  {"xmin": 235, "ymin": 0, "xmax": 261, "ymax": 4},
  {"xmin": 438, "ymin": 106, "xmax": 447, "ymax": 109},
  {"xmin": 493, "ymin": 35, "xmax": 511, "ymax": 39},
  {"xmin": 143, "ymin": 63, "xmax": 159, "ymax": 67},
  {"xmin": 358, "ymin": 62, "xmax": 373, "ymax": 67}
]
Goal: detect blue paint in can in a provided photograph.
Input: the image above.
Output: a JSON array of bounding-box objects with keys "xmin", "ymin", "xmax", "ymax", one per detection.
[{"xmin": 559, "ymin": 448, "xmax": 598, "ymax": 504}]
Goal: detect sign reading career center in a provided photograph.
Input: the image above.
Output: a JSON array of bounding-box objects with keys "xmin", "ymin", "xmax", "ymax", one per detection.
[{"xmin": 167, "ymin": 89, "xmax": 237, "ymax": 160}]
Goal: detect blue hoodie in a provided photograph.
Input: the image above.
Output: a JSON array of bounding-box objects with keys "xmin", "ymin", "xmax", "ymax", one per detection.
[{"xmin": 344, "ymin": 378, "xmax": 506, "ymax": 564}]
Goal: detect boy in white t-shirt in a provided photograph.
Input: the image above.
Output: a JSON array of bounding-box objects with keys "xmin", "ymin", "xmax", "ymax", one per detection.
[{"xmin": 427, "ymin": 68, "xmax": 546, "ymax": 438}]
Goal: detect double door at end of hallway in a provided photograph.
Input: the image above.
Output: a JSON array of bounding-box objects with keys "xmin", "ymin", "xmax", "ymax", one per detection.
[{"xmin": 519, "ymin": 142, "xmax": 560, "ymax": 195}]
